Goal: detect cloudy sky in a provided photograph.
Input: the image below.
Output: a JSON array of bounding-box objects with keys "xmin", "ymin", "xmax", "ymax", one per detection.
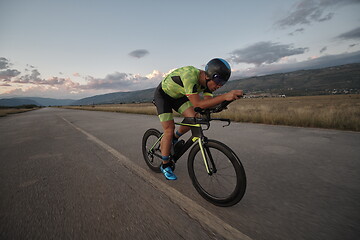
[{"xmin": 1, "ymin": 0, "xmax": 360, "ymax": 99}]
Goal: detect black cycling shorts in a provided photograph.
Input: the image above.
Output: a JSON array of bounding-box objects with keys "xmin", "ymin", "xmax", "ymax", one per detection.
[{"xmin": 153, "ymin": 83, "xmax": 192, "ymax": 122}]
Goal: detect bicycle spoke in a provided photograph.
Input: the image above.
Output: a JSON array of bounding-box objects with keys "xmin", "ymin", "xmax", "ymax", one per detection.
[
  {"xmin": 215, "ymin": 173, "xmax": 237, "ymax": 178},
  {"xmin": 192, "ymin": 146, "xmax": 237, "ymax": 199},
  {"xmin": 215, "ymin": 165, "xmax": 233, "ymax": 171},
  {"xmin": 142, "ymin": 129, "xmax": 163, "ymax": 172}
]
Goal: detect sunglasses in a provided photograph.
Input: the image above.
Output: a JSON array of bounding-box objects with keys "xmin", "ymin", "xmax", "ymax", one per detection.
[{"xmin": 212, "ymin": 74, "xmax": 227, "ymax": 86}]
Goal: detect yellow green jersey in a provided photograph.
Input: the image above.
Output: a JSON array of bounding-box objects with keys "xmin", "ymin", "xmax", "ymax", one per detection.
[{"xmin": 161, "ymin": 66, "xmax": 213, "ymax": 99}]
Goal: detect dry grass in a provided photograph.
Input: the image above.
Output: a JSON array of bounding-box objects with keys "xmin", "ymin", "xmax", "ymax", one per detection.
[
  {"xmin": 62, "ymin": 103, "xmax": 158, "ymax": 115},
  {"xmin": 0, "ymin": 108, "xmax": 37, "ymax": 117},
  {"xmin": 61, "ymin": 95, "xmax": 360, "ymax": 131},
  {"xmin": 216, "ymin": 95, "xmax": 360, "ymax": 131}
]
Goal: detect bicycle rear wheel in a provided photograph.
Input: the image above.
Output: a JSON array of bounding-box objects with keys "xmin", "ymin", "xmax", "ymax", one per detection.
[
  {"xmin": 188, "ymin": 139, "xmax": 246, "ymax": 207},
  {"xmin": 142, "ymin": 128, "xmax": 162, "ymax": 173}
]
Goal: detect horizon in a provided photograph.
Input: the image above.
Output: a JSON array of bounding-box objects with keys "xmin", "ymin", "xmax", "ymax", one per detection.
[
  {"xmin": 1, "ymin": 0, "xmax": 360, "ymax": 99},
  {"xmin": 1, "ymin": 61, "xmax": 359, "ymax": 101}
]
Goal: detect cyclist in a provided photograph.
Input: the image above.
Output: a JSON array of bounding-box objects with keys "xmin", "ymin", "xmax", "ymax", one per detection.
[{"xmin": 153, "ymin": 58, "xmax": 243, "ymax": 180}]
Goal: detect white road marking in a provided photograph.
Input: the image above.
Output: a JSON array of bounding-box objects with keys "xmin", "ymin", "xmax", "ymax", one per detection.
[{"xmin": 61, "ymin": 116, "xmax": 253, "ymax": 240}]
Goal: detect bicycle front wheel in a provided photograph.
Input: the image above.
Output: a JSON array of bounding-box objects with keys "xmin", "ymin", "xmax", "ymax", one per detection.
[
  {"xmin": 188, "ymin": 139, "xmax": 246, "ymax": 207},
  {"xmin": 142, "ymin": 128, "xmax": 162, "ymax": 173}
]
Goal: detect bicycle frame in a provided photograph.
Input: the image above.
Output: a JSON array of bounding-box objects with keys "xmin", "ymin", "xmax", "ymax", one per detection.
[{"xmin": 148, "ymin": 117, "xmax": 216, "ymax": 175}]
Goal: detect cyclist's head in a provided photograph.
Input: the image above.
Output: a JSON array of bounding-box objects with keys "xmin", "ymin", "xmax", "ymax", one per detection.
[{"xmin": 205, "ymin": 58, "xmax": 231, "ymax": 86}]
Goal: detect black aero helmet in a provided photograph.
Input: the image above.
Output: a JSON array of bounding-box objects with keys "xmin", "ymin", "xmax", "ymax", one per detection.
[{"xmin": 205, "ymin": 58, "xmax": 231, "ymax": 86}]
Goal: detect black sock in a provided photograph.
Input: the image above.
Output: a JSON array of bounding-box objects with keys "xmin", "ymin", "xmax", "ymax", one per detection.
[
  {"xmin": 172, "ymin": 136, "xmax": 179, "ymax": 145},
  {"xmin": 162, "ymin": 161, "xmax": 173, "ymax": 169}
]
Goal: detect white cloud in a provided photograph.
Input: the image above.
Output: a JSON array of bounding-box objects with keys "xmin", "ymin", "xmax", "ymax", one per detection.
[
  {"xmin": 0, "ymin": 69, "xmax": 21, "ymax": 81},
  {"xmin": 0, "ymin": 57, "xmax": 10, "ymax": 70},
  {"xmin": 81, "ymin": 71, "xmax": 160, "ymax": 91},
  {"xmin": 145, "ymin": 70, "xmax": 167, "ymax": 81},
  {"xmin": 289, "ymin": 28, "xmax": 305, "ymax": 36},
  {"xmin": 128, "ymin": 49, "xmax": 150, "ymax": 59},
  {"xmin": 336, "ymin": 26, "xmax": 360, "ymax": 40},
  {"xmin": 231, "ymin": 50, "xmax": 360, "ymax": 78},
  {"xmin": 320, "ymin": 46, "xmax": 327, "ymax": 53},
  {"xmin": 229, "ymin": 41, "xmax": 308, "ymax": 66},
  {"xmin": 276, "ymin": 0, "xmax": 360, "ymax": 28},
  {"xmin": 0, "ymin": 57, "xmax": 164, "ymax": 96},
  {"xmin": 0, "ymin": 57, "xmax": 21, "ymax": 81}
]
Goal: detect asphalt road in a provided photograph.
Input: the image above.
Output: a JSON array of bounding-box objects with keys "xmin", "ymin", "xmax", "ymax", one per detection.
[{"xmin": 1, "ymin": 108, "xmax": 359, "ymax": 240}]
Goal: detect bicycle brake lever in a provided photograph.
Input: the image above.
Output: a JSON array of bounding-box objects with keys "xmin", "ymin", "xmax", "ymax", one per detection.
[
  {"xmin": 211, "ymin": 118, "xmax": 231, "ymax": 127},
  {"xmin": 203, "ymin": 122, "xmax": 210, "ymax": 130},
  {"xmin": 223, "ymin": 120, "xmax": 231, "ymax": 127}
]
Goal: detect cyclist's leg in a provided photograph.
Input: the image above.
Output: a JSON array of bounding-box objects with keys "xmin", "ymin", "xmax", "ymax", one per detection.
[
  {"xmin": 160, "ymin": 120, "xmax": 174, "ymax": 158},
  {"xmin": 154, "ymin": 84, "xmax": 177, "ymax": 180},
  {"xmin": 154, "ymin": 84, "xmax": 174, "ymax": 159},
  {"xmin": 177, "ymin": 107, "xmax": 196, "ymax": 135},
  {"xmin": 159, "ymin": 120, "xmax": 177, "ymax": 180},
  {"xmin": 174, "ymin": 99, "xmax": 196, "ymax": 137}
]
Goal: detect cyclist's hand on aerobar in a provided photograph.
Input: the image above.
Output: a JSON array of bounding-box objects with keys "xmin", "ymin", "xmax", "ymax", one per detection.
[{"xmin": 224, "ymin": 90, "xmax": 243, "ymax": 101}]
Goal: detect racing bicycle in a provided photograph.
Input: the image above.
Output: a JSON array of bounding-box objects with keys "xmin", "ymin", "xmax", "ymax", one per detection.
[{"xmin": 142, "ymin": 99, "xmax": 246, "ymax": 207}]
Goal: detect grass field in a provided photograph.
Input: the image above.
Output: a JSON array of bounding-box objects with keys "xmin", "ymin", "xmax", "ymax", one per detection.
[
  {"xmin": 61, "ymin": 94, "xmax": 360, "ymax": 131},
  {"xmin": 216, "ymin": 95, "xmax": 360, "ymax": 131},
  {"xmin": 0, "ymin": 108, "xmax": 38, "ymax": 117}
]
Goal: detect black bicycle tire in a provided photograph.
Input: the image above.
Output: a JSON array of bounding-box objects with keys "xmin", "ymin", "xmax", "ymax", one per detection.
[
  {"xmin": 188, "ymin": 139, "xmax": 246, "ymax": 207},
  {"xmin": 142, "ymin": 128, "xmax": 162, "ymax": 173}
]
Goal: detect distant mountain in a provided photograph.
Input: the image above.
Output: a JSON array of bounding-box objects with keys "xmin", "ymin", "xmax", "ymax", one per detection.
[
  {"xmin": 0, "ymin": 97, "xmax": 75, "ymax": 107},
  {"xmin": 72, "ymin": 63, "xmax": 360, "ymax": 105},
  {"xmin": 218, "ymin": 63, "xmax": 360, "ymax": 96},
  {"xmin": 0, "ymin": 98, "xmax": 40, "ymax": 107},
  {"xmin": 20, "ymin": 97, "xmax": 75, "ymax": 106},
  {"xmin": 72, "ymin": 88, "xmax": 155, "ymax": 105}
]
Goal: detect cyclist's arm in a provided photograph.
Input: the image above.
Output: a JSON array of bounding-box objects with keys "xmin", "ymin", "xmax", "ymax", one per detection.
[
  {"xmin": 187, "ymin": 90, "xmax": 243, "ymax": 109},
  {"xmin": 203, "ymin": 95, "xmax": 212, "ymax": 100},
  {"xmin": 187, "ymin": 94, "xmax": 225, "ymax": 109}
]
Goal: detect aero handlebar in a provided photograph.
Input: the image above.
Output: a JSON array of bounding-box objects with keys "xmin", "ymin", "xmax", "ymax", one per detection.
[
  {"xmin": 192, "ymin": 95, "xmax": 244, "ymax": 128},
  {"xmin": 194, "ymin": 95, "xmax": 244, "ymax": 114}
]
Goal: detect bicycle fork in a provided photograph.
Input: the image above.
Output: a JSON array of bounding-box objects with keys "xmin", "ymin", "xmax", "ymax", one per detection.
[{"xmin": 195, "ymin": 137, "xmax": 217, "ymax": 175}]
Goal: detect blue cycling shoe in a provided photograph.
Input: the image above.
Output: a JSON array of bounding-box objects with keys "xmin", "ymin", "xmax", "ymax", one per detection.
[{"xmin": 160, "ymin": 165, "xmax": 177, "ymax": 180}]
